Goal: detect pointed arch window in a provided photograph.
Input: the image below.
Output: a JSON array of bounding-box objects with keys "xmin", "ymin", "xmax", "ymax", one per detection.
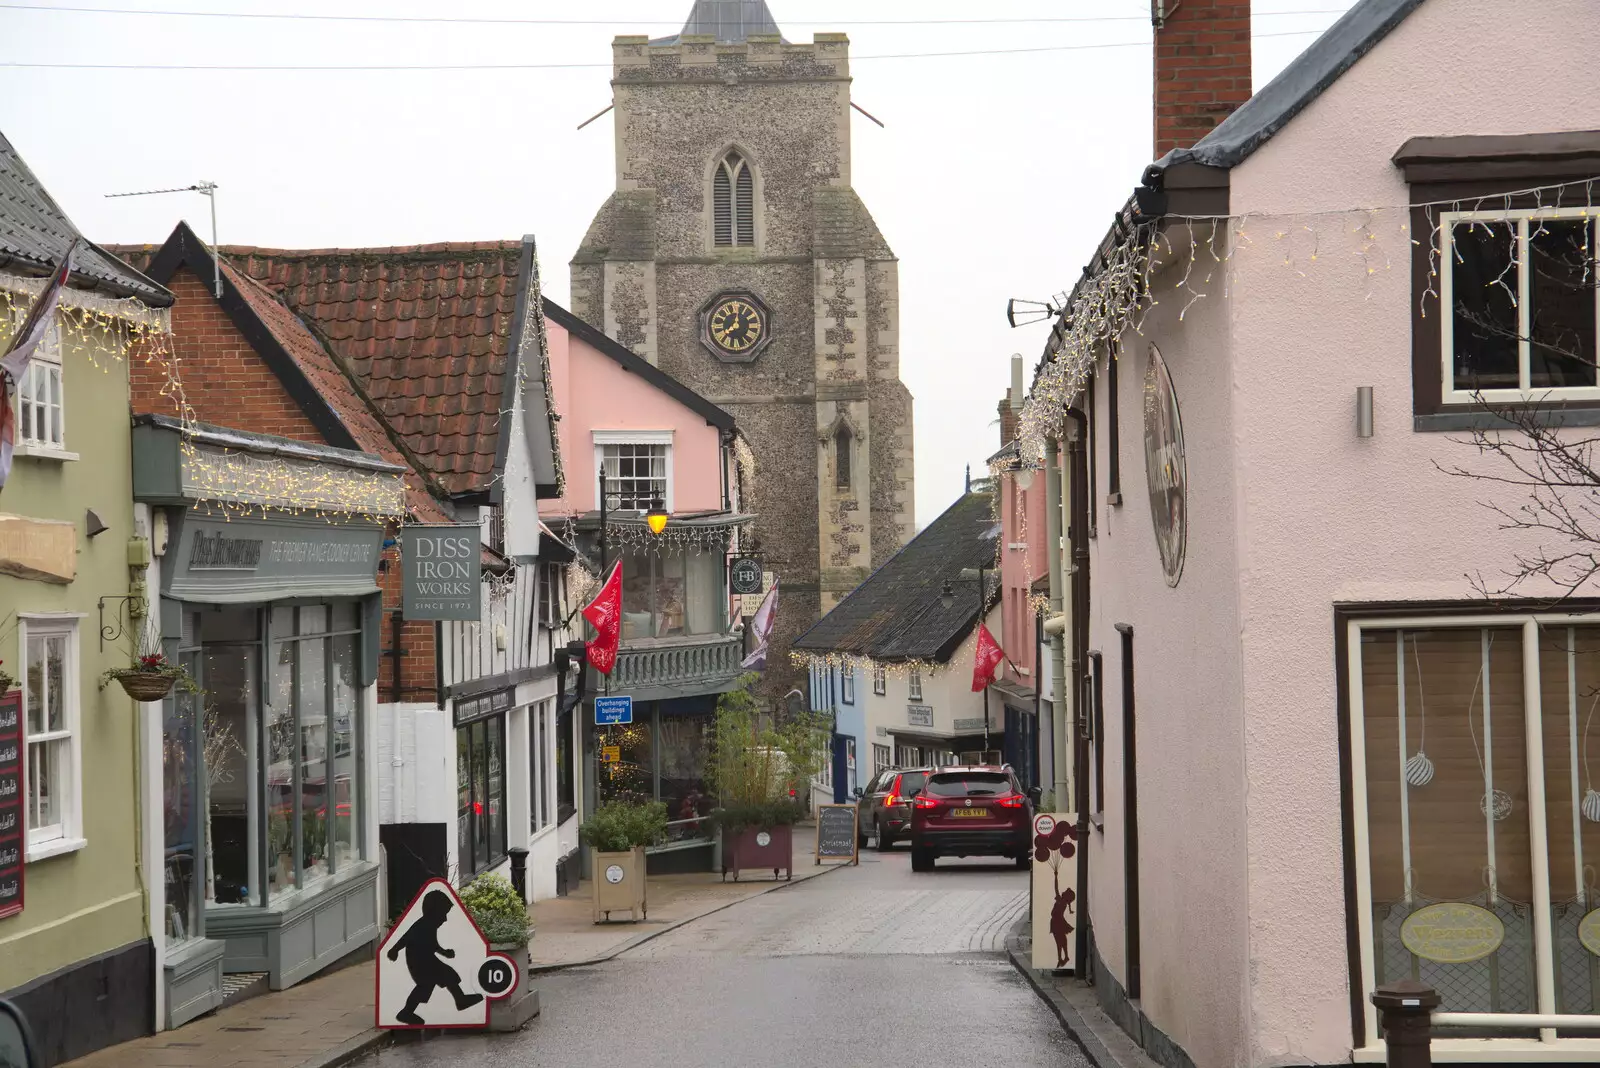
[
  {"xmin": 713, "ymin": 151, "xmax": 755, "ymax": 248},
  {"xmin": 835, "ymin": 422, "xmax": 853, "ymax": 491}
]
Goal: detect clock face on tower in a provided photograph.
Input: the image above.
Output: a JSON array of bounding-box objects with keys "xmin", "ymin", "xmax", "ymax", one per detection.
[{"xmin": 698, "ymin": 290, "xmax": 774, "ymax": 364}]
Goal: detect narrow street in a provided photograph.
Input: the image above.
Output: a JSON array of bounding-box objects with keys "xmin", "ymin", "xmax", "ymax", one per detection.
[{"xmin": 365, "ymin": 847, "xmax": 1089, "ymax": 1068}]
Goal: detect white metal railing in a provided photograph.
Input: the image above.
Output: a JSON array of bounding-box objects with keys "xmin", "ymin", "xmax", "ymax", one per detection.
[{"xmin": 1434, "ymin": 1012, "xmax": 1600, "ymax": 1029}]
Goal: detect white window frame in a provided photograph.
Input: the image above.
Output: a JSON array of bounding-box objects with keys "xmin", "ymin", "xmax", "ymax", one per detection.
[
  {"xmin": 593, "ymin": 430, "xmax": 674, "ymax": 514},
  {"xmin": 1346, "ymin": 611, "xmax": 1600, "ymax": 1060},
  {"xmin": 17, "ymin": 615, "xmax": 85, "ymax": 860},
  {"xmin": 908, "ymin": 668, "xmax": 923, "ymax": 703},
  {"xmin": 841, "ymin": 670, "xmax": 854, "ymax": 705},
  {"xmin": 873, "ymin": 663, "xmax": 887, "ymax": 696},
  {"xmin": 1440, "ymin": 207, "xmax": 1600, "ymax": 405},
  {"xmin": 9, "ymin": 319, "xmax": 76, "ymax": 460},
  {"xmin": 872, "ymin": 743, "xmax": 891, "ymax": 776}
]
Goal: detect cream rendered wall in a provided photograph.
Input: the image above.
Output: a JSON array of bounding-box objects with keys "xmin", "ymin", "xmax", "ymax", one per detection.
[
  {"xmin": 1222, "ymin": 2, "xmax": 1600, "ymax": 1063},
  {"xmin": 856, "ymin": 606, "xmax": 1004, "ymax": 760}
]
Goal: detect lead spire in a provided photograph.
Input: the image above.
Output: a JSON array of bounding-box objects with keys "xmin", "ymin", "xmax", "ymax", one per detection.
[{"xmin": 677, "ymin": 0, "xmax": 783, "ymax": 43}]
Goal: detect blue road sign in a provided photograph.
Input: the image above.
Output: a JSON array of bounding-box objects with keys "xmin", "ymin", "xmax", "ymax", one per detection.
[{"xmin": 595, "ymin": 695, "xmax": 633, "ymax": 725}]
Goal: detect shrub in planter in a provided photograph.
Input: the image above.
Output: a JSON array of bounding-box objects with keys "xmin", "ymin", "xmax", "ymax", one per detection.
[
  {"xmin": 460, "ymin": 872, "xmax": 531, "ymax": 949},
  {"xmin": 710, "ymin": 798, "xmax": 804, "ymax": 834},
  {"xmin": 579, "ymin": 801, "xmax": 668, "ymax": 852}
]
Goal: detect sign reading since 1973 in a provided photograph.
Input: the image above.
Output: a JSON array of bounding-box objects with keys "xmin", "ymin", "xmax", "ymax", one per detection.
[{"xmin": 401, "ymin": 525, "xmax": 482, "ymax": 622}]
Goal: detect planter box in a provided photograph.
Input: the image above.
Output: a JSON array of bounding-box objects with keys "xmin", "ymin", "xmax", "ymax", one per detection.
[
  {"xmin": 592, "ymin": 847, "xmax": 647, "ymax": 923},
  {"xmin": 486, "ymin": 943, "xmax": 539, "ymax": 1032},
  {"xmin": 722, "ymin": 824, "xmax": 793, "ymax": 882}
]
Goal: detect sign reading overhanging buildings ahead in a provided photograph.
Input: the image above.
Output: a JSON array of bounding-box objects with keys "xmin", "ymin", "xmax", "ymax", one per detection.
[{"xmin": 401, "ymin": 525, "xmax": 481, "ymax": 621}]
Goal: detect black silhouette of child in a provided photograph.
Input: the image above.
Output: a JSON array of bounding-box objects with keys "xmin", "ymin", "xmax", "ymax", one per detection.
[{"xmin": 387, "ymin": 889, "xmax": 483, "ymax": 1024}]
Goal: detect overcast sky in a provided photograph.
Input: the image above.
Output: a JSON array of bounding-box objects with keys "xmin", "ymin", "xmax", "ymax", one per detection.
[{"xmin": 0, "ymin": 0, "xmax": 1355, "ymax": 526}]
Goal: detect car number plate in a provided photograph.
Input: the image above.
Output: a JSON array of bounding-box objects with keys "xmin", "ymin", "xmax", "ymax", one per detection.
[{"xmin": 951, "ymin": 808, "xmax": 989, "ymax": 819}]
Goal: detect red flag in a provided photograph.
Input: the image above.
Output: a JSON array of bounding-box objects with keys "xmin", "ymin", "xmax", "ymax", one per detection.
[
  {"xmin": 583, "ymin": 562, "xmax": 623, "ymax": 675},
  {"xmin": 971, "ymin": 623, "xmax": 1004, "ymax": 692}
]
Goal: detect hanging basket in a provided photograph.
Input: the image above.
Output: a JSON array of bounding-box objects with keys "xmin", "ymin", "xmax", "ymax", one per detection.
[{"xmin": 110, "ymin": 669, "xmax": 177, "ymax": 702}]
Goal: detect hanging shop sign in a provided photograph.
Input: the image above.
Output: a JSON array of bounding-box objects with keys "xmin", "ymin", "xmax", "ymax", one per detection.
[
  {"xmin": 166, "ymin": 514, "xmax": 383, "ymax": 602},
  {"xmin": 907, "ymin": 705, "xmax": 934, "ymax": 728},
  {"xmin": 1399, "ymin": 902, "xmax": 1505, "ymax": 964},
  {"xmin": 401, "ymin": 525, "xmax": 482, "ymax": 622},
  {"xmin": 1142, "ymin": 345, "xmax": 1188, "ymax": 588},
  {"xmin": 729, "ymin": 556, "xmax": 763, "ymax": 596},
  {"xmin": 0, "ymin": 690, "xmax": 23, "ymax": 919},
  {"xmin": 453, "ymin": 687, "xmax": 515, "ymax": 729}
]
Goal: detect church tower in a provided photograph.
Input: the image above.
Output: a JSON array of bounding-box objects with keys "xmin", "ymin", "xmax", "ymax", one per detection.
[{"xmin": 571, "ymin": 0, "xmax": 916, "ymax": 678}]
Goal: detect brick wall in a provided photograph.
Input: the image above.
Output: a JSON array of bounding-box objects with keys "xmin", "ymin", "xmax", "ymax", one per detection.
[
  {"xmin": 378, "ymin": 541, "xmax": 439, "ymax": 703},
  {"xmin": 131, "ymin": 267, "xmax": 323, "ymax": 441},
  {"xmin": 1153, "ymin": 0, "xmax": 1252, "ymax": 159},
  {"xmin": 998, "ymin": 393, "xmax": 1018, "ymax": 448}
]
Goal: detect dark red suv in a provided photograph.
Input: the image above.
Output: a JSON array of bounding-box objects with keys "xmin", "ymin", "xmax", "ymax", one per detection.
[{"xmin": 909, "ymin": 766, "xmax": 1039, "ymax": 872}]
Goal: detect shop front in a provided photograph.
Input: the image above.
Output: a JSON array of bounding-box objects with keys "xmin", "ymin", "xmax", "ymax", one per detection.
[
  {"xmin": 595, "ymin": 693, "xmax": 718, "ymax": 874},
  {"xmin": 134, "ymin": 418, "xmax": 404, "ymax": 1023}
]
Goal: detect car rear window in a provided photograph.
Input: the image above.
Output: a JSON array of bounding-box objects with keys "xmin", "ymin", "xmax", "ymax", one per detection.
[
  {"xmin": 894, "ymin": 771, "xmax": 927, "ymax": 796},
  {"xmin": 926, "ymin": 772, "xmax": 1012, "ymax": 797}
]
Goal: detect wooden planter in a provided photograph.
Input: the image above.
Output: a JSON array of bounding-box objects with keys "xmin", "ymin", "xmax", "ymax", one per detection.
[
  {"xmin": 592, "ymin": 846, "xmax": 647, "ymax": 923},
  {"xmin": 111, "ymin": 670, "xmax": 176, "ymax": 702},
  {"xmin": 722, "ymin": 824, "xmax": 793, "ymax": 882}
]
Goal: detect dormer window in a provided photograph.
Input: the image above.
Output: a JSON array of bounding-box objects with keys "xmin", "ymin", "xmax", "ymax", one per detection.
[{"xmin": 713, "ymin": 151, "xmax": 755, "ymax": 248}]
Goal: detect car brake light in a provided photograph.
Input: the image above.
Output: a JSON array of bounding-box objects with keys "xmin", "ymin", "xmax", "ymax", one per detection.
[
  {"xmin": 913, "ymin": 795, "xmax": 939, "ymax": 809},
  {"xmin": 884, "ymin": 795, "xmax": 899, "ymax": 807},
  {"xmin": 996, "ymin": 794, "xmax": 1027, "ymax": 809}
]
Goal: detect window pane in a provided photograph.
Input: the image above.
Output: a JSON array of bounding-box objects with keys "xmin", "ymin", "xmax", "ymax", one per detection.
[
  {"xmin": 620, "ymin": 546, "xmax": 653, "ymax": 641},
  {"xmin": 1528, "ymin": 218, "xmax": 1597, "ymax": 389},
  {"xmin": 45, "ymin": 636, "xmax": 64, "ymax": 733},
  {"xmin": 24, "ymin": 639, "xmax": 43, "ymax": 736},
  {"xmin": 1362, "ymin": 627, "xmax": 1534, "ymax": 1018},
  {"xmin": 268, "ymin": 640, "xmax": 297, "ymax": 900},
  {"xmin": 601, "ymin": 718, "xmax": 652, "ymax": 808},
  {"xmin": 164, "ymin": 658, "xmax": 201, "ymax": 942},
  {"xmin": 331, "ymin": 635, "xmax": 358, "ymax": 871},
  {"xmin": 1452, "ymin": 222, "xmax": 1521, "ymax": 391},
  {"xmin": 473, "ymin": 722, "xmax": 490, "ymax": 871},
  {"xmin": 204, "ymin": 645, "xmax": 255, "ymax": 905},
  {"xmin": 298, "ymin": 636, "xmax": 328, "ymax": 884},
  {"xmin": 457, "ymin": 728, "xmax": 472, "ymax": 874},
  {"xmin": 1537, "ymin": 625, "xmax": 1600, "ymax": 1018},
  {"xmin": 487, "ymin": 718, "xmax": 505, "ymax": 866},
  {"xmin": 299, "ymin": 606, "xmax": 329, "ymax": 634},
  {"xmin": 660, "ymin": 713, "xmax": 710, "ymax": 839},
  {"xmin": 656, "ymin": 551, "xmax": 685, "ymax": 637},
  {"xmin": 331, "ymin": 602, "xmax": 357, "ymax": 633},
  {"xmin": 28, "ymin": 739, "xmax": 58, "ymax": 833}
]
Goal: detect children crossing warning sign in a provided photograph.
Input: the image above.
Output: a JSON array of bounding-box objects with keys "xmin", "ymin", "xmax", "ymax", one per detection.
[{"xmin": 376, "ymin": 878, "xmax": 519, "ymax": 1029}]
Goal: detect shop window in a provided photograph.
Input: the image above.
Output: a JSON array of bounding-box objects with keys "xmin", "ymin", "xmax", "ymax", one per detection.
[
  {"xmin": 13, "ymin": 322, "xmax": 64, "ymax": 452},
  {"xmin": 908, "ymin": 668, "xmax": 923, "ymax": 702},
  {"xmin": 1350, "ymin": 617, "xmax": 1600, "ymax": 1041},
  {"xmin": 538, "ymin": 564, "xmax": 564, "ymax": 629},
  {"xmin": 873, "ymin": 743, "xmax": 892, "ymax": 776},
  {"xmin": 165, "ymin": 614, "xmax": 204, "ymax": 942},
  {"xmin": 556, "ymin": 703, "xmax": 575, "ymax": 823},
  {"xmin": 619, "ymin": 544, "xmax": 721, "ymax": 640},
  {"xmin": 842, "ymin": 670, "xmax": 855, "ymax": 705},
  {"xmin": 659, "ymin": 712, "xmax": 711, "ymax": 839},
  {"xmin": 873, "ymin": 663, "xmax": 887, "ymax": 696},
  {"xmin": 846, "ymin": 739, "xmax": 858, "ymax": 793},
  {"xmin": 21, "ymin": 618, "xmax": 78, "ymax": 852},
  {"xmin": 457, "ymin": 714, "xmax": 506, "ymax": 879}
]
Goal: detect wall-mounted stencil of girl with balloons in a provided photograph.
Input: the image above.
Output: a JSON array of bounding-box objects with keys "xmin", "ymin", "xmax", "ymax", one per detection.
[{"xmin": 1034, "ymin": 817, "xmax": 1078, "ymax": 970}]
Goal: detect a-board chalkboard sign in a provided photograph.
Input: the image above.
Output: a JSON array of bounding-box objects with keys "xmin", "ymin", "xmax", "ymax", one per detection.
[
  {"xmin": 814, "ymin": 804, "xmax": 859, "ymax": 866},
  {"xmin": 0, "ymin": 690, "xmax": 23, "ymax": 920}
]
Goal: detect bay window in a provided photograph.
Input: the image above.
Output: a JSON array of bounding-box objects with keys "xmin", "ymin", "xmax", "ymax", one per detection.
[{"xmin": 1349, "ymin": 614, "xmax": 1600, "ymax": 1047}]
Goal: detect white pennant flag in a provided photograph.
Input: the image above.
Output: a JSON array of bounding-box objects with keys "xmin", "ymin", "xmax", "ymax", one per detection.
[{"xmin": 740, "ymin": 580, "xmax": 779, "ymax": 670}]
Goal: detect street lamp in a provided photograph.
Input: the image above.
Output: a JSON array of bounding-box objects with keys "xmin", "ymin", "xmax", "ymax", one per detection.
[{"xmin": 646, "ymin": 499, "xmax": 669, "ymax": 536}]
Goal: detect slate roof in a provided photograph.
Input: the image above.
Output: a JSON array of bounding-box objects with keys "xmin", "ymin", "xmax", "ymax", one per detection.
[
  {"xmin": 791, "ymin": 490, "xmax": 1001, "ymax": 664},
  {"xmin": 215, "ymin": 241, "xmax": 533, "ymax": 498},
  {"xmin": 119, "ymin": 225, "xmax": 453, "ymax": 525},
  {"xmin": 0, "ymin": 131, "xmax": 171, "ymax": 306},
  {"xmin": 1152, "ymin": 0, "xmax": 1425, "ymax": 176},
  {"xmin": 654, "ymin": 0, "xmax": 785, "ymax": 45}
]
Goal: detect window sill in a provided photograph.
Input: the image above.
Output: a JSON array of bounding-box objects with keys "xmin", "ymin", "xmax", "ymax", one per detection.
[
  {"xmin": 11, "ymin": 444, "xmax": 79, "ymax": 462},
  {"xmin": 1089, "ymin": 812, "xmax": 1104, "ymax": 832},
  {"xmin": 27, "ymin": 836, "xmax": 88, "ymax": 862},
  {"xmin": 1415, "ymin": 407, "xmax": 1600, "ymax": 432}
]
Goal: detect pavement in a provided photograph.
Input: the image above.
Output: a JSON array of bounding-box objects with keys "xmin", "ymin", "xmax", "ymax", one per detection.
[{"xmin": 61, "ymin": 823, "xmax": 850, "ymax": 1068}]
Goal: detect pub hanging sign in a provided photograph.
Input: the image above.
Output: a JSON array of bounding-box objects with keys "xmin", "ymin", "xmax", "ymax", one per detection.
[{"xmin": 401, "ymin": 525, "xmax": 482, "ymax": 622}]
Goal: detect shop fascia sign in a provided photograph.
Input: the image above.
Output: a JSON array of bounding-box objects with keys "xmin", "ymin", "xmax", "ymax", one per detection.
[
  {"xmin": 401, "ymin": 525, "xmax": 482, "ymax": 622},
  {"xmin": 907, "ymin": 704, "xmax": 934, "ymax": 728},
  {"xmin": 453, "ymin": 687, "xmax": 515, "ymax": 728}
]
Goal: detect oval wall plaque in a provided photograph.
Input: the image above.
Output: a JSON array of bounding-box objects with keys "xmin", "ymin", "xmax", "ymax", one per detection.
[
  {"xmin": 1142, "ymin": 345, "xmax": 1188, "ymax": 588},
  {"xmin": 1580, "ymin": 907, "xmax": 1600, "ymax": 957},
  {"xmin": 1399, "ymin": 902, "xmax": 1505, "ymax": 964}
]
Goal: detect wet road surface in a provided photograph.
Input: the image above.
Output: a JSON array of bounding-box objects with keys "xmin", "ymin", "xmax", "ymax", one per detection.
[{"xmin": 365, "ymin": 844, "xmax": 1089, "ymax": 1068}]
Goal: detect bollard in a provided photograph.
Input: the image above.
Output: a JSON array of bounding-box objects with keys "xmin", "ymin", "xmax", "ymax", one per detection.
[
  {"xmin": 508, "ymin": 847, "xmax": 529, "ymax": 901},
  {"xmin": 1371, "ymin": 980, "xmax": 1440, "ymax": 1068}
]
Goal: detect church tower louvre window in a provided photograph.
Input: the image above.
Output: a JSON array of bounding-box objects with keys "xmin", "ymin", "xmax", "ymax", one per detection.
[
  {"xmin": 713, "ymin": 151, "xmax": 755, "ymax": 248},
  {"xmin": 835, "ymin": 423, "xmax": 853, "ymax": 491}
]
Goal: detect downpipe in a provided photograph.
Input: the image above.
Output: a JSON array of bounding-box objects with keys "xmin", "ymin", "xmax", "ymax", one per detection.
[{"xmin": 1063, "ymin": 408, "xmax": 1092, "ymax": 978}]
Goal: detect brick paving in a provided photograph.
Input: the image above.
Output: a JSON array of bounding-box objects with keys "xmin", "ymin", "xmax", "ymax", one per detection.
[{"xmin": 62, "ymin": 824, "xmax": 844, "ymax": 1068}]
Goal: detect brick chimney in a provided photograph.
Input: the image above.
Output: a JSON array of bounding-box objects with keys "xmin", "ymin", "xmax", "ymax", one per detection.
[
  {"xmin": 1153, "ymin": 0, "xmax": 1252, "ymax": 159},
  {"xmin": 999, "ymin": 392, "xmax": 1018, "ymax": 448}
]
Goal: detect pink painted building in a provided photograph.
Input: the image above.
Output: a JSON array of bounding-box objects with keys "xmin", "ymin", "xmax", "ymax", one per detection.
[{"xmin": 1022, "ymin": 1, "xmax": 1600, "ymax": 1065}]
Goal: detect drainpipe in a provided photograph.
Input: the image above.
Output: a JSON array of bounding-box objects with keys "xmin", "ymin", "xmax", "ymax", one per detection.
[
  {"xmin": 1062, "ymin": 407, "xmax": 1092, "ymax": 977},
  {"xmin": 1043, "ymin": 438, "xmax": 1069, "ymax": 811}
]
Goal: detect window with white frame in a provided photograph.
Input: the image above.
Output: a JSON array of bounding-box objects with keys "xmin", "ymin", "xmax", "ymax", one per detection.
[
  {"xmin": 1347, "ymin": 613, "xmax": 1600, "ymax": 1044},
  {"xmin": 13, "ymin": 321, "xmax": 65, "ymax": 450},
  {"xmin": 21, "ymin": 619, "xmax": 78, "ymax": 849},
  {"xmin": 841, "ymin": 670, "xmax": 854, "ymax": 705},
  {"xmin": 873, "ymin": 663, "xmax": 886, "ymax": 695},
  {"xmin": 595, "ymin": 432, "xmax": 672, "ymax": 512},
  {"xmin": 1442, "ymin": 209, "xmax": 1600, "ymax": 402},
  {"xmin": 873, "ymin": 743, "xmax": 891, "ymax": 776},
  {"xmin": 908, "ymin": 668, "xmax": 923, "ymax": 702},
  {"xmin": 538, "ymin": 563, "xmax": 564, "ymax": 628}
]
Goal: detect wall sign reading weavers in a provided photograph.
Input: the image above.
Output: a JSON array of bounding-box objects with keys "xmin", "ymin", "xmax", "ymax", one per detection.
[
  {"xmin": 1142, "ymin": 345, "xmax": 1188, "ymax": 588},
  {"xmin": 401, "ymin": 525, "xmax": 482, "ymax": 622}
]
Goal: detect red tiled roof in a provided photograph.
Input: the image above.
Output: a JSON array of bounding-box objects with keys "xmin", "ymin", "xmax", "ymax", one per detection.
[{"xmin": 219, "ymin": 242, "xmax": 525, "ymax": 497}]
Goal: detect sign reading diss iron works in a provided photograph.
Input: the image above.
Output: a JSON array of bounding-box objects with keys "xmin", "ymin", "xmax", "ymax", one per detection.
[{"xmin": 401, "ymin": 525, "xmax": 482, "ymax": 622}]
